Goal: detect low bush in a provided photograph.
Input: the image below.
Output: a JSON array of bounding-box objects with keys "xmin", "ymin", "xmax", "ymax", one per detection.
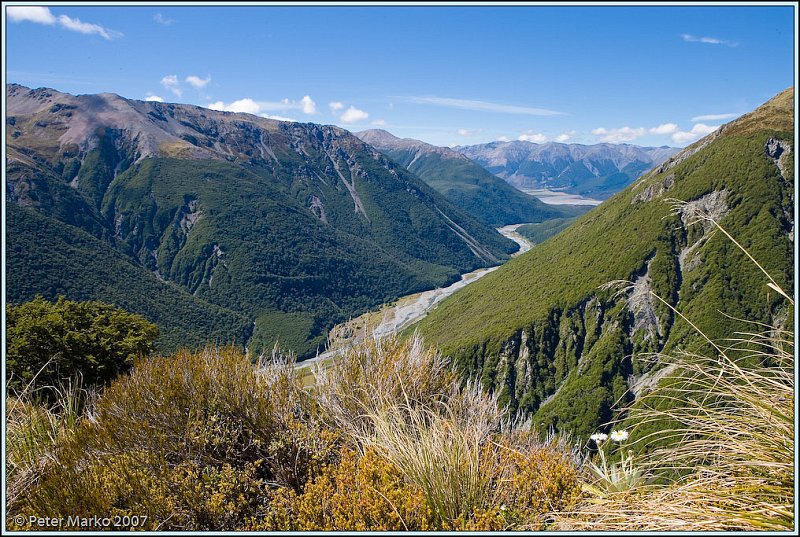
[
  {"xmin": 253, "ymin": 447, "xmax": 433, "ymax": 531},
  {"xmin": 10, "ymin": 347, "xmax": 337, "ymax": 530},
  {"xmin": 6, "ymin": 296, "xmax": 158, "ymax": 393}
]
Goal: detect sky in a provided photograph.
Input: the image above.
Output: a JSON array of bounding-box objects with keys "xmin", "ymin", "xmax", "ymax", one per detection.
[{"xmin": 4, "ymin": 2, "xmax": 797, "ymax": 148}]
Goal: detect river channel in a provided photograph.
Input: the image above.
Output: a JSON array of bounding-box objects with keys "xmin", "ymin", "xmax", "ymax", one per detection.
[{"xmin": 297, "ymin": 224, "xmax": 534, "ymax": 368}]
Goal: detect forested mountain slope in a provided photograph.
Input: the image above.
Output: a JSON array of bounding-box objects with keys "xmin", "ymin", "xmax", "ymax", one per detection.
[
  {"xmin": 6, "ymin": 84, "xmax": 515, "ymax": 357},
  {"xmin": 415, "ymin": 88, "xmax": 794, "ymax": 437}
]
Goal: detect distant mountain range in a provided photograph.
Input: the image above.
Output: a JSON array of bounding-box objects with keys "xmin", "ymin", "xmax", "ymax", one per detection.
[
  {"xmin": 456, "ymin": 141, "xmax": 679, "ymax": 200},
  {"xmin": 6, "ymin": 84, "xmax": 516, "ymax": 358},
  {"xmin": 356, "ymin": 129, "xmax": 586, "ymax": 226}
]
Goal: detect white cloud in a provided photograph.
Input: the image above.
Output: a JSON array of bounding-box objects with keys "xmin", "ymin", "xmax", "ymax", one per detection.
[
  {"xmin": 340, "ymin": 106, "xmax": 369, "ymax": 123},
  {"xmin": 554, "ymin": 130, "xmax": 576, "ymax": 143},
  {"xmin": 261, "ymin": 114, "xmax": 296, "ymax": 122},
  {"xmin": 185, "ymin": 75, "xmax": 211, "ymax": 89},
  {"xmin": 7, "ymin": 6, "xmax": 56, "ymax": 24},
  {"xmin": 371, "ymin": 119, "xmax": 387, "ymax": 126},
  {"xmin": 681, "ymin": 33, "xmax": 738, "ymax": 47},
  {"xmin": 649, "ymin": 123, "xmax": 679, "ymax": 135},
  {"xmin": 208, "ymin": 98, "xmax": 261, "ymax": 115},
  {"xmin": 402, "ymin": 95, "xmax": 563, "ymax": 116},
  {"xmin": 160, "ymin": 75, "xmax": 182, "ymax": 97},
  {"xmin": 8, "ymin": 6, "xmax": 121, "ymax": 39},
  {"xmin": 207, "ymin": 98, "xmax": 297, "ymax": 121},
  {"xmin": 206, "ymin": 95, "xmax": 318, "ymax": 118},
  {"xmin": 329, "ymin": 101, "xmax": 344, "ymax": 112},
  {"xmin": 300, "ymin": 95, "xmax": 316, "ymax": 114},
  {"xmin": 671, "ymin": 123, "xmax": 719, "ymax": 144},
  {"xmin": 690, "ymin": 112, "xmax": 738, "ymax": 122},
  {"xmin": 154, "ymin": 13, "xmax": 173, "ymax": 26},
  {"xmin": 145, "ymin": 95, "xmax": 164, "ymax": 102},
  {"xmin": 592, "ymin": 126, "xmax": 647, "ymax": 143},
  {"xmin": 519, "ymin": 131, "xmax": 547, "ymax": 143},
  {"xmin": 457, "ymin": 128, "xmax": 483, "ymax": 137},
  {"xmin": 56, "ymin": 14, "xmax": 120, "ymax": 39},
  {"xmin": 253, "ymin": 97, "xmax": 317, "ymax": 113},
  {"xmin": 497, "ymin": 136, "xmax": 510, "ymax": 142}
]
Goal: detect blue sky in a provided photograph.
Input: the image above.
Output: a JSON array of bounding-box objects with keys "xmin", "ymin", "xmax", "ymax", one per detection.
[{"xmin": 4, "ymin": 3, "xmax": 796, "ymax": 148}]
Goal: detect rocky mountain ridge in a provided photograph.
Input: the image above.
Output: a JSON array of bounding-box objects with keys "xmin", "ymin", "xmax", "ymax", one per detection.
[{"xmin": 456, "ymin": 139, "xmax": 679, "ymax": 199}]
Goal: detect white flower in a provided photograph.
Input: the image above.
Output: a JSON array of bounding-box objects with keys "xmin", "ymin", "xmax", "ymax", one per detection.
[
  {"xmin": 610, "ymin": 430, "xmax": 629, "ymax": 442},
  {"xmin": 590, "ymin": 432, "xmax": 608, "ymax": 443}
]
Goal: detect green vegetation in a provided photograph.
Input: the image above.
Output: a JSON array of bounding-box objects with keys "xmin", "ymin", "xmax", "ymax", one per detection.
[
  {"xmin": 97, "ymin": 155, "xmax": 511, "ymax": 357},
  {"xmin": 7, "ymin": 90, "xmax": 517, "ymax": 357},
  {"xmin": 6, "ymin": 382, "xmax": 86, "ymax": 510},
  {"xmin": 516, "ymin": 216, "xmax": 581, "ymax": 244},
  {"xmin": 414, "ymin": 88, "xmax": 794, "ymax": 438},
  {"xmin": 6, "ymin": 86, "xmax": 793, "ymax": 532},
  {"xmin": 7, "ymin": 237, "xmax": 792, "ymax": 530},
  {"xmin": 6, "ymin": 204, "xmax": 253, "ymax": 352},
  {"xmin": 9, "ymin": 309, "xmax": 789, "ymax": 531},
  {"xmin": 557, "ymin": 287, "xmax": 794, "ymax": 530},
  {"xmin": 6, "ymin": 296, "xmax": 158, "ymax": 392},
  {"xmin": 8, "ymin": 336, "xmax": 582, "ymax": 531}
]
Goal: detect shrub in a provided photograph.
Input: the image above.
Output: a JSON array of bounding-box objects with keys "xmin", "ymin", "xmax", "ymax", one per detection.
[
  {"xmin": 12, "ymin": 347, "xmax": 338, "ymax": 530},
  {"xmin": 316, "ymin": 334, "xmax": 583, "ymax": 530},
  {"xmin": 486, "ymin": 439, "xmax": 584, "ymax": 529},
  {"xmin": 6, "ymin": 296, "xmax": 159, "ymax": 393},
  {"xmin": 253, "ymin": 447, "xmax": 433, "ymax": 531},
  {"xmin": 11, "ymin": 336, "xmax": 586, "ymax": 530}
]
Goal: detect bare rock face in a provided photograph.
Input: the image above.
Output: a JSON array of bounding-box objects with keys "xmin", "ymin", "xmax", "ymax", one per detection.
[
  {"xmin": 631, "ymin": 173, "xmax": 675, "ymax": 204},
  {"xmin": 626, "ymin": 259, "xmax": 661, "ymax": 345},
  {"xmin": 676, "ymin": 190, "xmax": 730, "ymax": 274},
  {"xmin": 765, "ymin": 137, "xmax": 792, "ymax": 181},
  {"xmin": 677, "ymin": 190, "xmax": 729, "ymax": 231},
  {"xmin": 308, "ymin": 195, "xmax": 328, "ymax": 224}
]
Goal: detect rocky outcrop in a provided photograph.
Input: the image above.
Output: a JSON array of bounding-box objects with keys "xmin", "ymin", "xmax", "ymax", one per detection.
[
  {"xmin": 627, "ymin": 259, "xmax": 662, "ymax": 345},
  {"xmin": 631, "ymin": 173, "xmax": 675, "ymax": 204},
  {"xmin": 308, "ymin": 195, "xmax": 328, "ymax": 224},
  {"xmin": 676, "ymin": 190, "xmax": 730, "ymax": 273},
  {"xmin": 765, "ymin": 137, "xmax": 791, "ymax": 180}
]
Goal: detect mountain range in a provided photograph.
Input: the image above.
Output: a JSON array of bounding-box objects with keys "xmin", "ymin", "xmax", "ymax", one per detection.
[
  {"xmin": 356, "ymin": 129, "xmax": 587, "ymax": 226},
  {"xmin": 456, "ymin": 140, "xmax": 679, "ymax": 200},
  {"xmin": 415, "ymin": 88, "xmax": 794, "ymax": 437},
  {"xmin": 6, "ymin": 84, "xmax": 516, "ymax": 357}
]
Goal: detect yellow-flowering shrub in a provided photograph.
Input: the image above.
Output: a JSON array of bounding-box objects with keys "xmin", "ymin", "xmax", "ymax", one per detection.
[
  {"xmin": 13, "ymin": 347, "xmax": 338, "ymax": 530},
  {"xmin": 485, "ymin": 440, "xmax": 583, "ymax": 529},
  {"xmin": 253, "ymin": 447, "xmax": 433, "ymax": 531}
]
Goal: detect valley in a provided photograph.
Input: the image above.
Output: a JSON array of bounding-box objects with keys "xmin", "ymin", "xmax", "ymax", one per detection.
[
  {"xmin": 298, "ymin": 223, "xmax": 535, "ymax": 369},
  {"xmin": 4, "ymin": 4, "xmax": 795, "ymax": 532}
]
